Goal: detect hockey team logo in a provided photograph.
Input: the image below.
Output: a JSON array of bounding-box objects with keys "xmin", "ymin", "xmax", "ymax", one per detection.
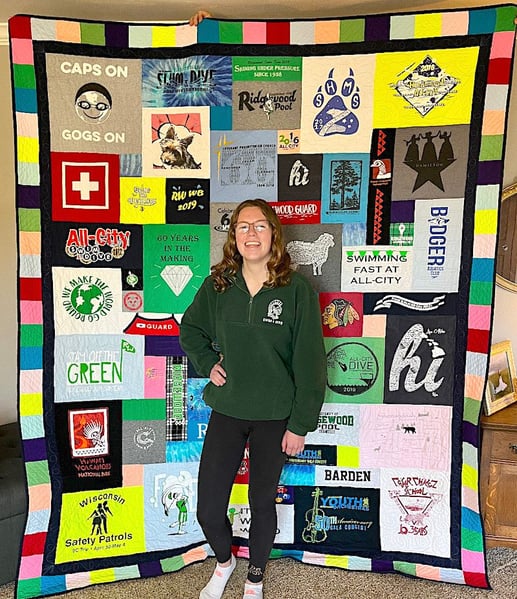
[{"xmin": 322, "ymin": 298, "xmax": 359, "ymax": 331}]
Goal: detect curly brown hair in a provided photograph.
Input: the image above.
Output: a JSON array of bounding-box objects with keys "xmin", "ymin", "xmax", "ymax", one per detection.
[{"xmin": 211, "ymin": 199, "xmax": 292, "ymax": 292}]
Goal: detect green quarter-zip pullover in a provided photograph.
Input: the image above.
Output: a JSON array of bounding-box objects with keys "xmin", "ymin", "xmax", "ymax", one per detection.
[{"xmin": 179, "ymin": 270, "xmax": 326, "ymax": 436}]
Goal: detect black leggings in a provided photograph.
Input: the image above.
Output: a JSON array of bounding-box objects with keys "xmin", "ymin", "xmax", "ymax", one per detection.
[{"xmin": 197, "ymin": 411, "xmax": 287, "ymax": 576}]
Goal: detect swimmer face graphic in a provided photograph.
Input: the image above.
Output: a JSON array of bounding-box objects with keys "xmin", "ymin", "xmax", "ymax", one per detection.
[{"xmin": 75, "ymin": 83, "xmax": 112, "ymax": 123}]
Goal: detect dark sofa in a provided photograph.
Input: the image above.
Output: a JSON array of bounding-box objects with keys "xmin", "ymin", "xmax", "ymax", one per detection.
[{"xmin": 0, "ymin": 422, "xmax": 28, "ymax": 586}]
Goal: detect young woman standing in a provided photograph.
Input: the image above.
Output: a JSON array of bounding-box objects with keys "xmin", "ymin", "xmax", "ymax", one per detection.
[{"xmin": 180, "ymin": 199, "xmax": 326, "ymax": 599}]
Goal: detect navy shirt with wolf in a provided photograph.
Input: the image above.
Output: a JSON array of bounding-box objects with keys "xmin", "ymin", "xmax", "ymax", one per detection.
[{"xmin": 179, "ymin": 270, "xmax": 326, "ymax": 436}]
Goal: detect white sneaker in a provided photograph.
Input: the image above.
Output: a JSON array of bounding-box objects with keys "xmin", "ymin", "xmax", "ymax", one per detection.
[
  {"xmin": 199, "ymin": 555, "xmax": 237, "ymax": 599},
  {"xmin": 243, "ymin": 582, "xmax": 263, "ymax": 598}
]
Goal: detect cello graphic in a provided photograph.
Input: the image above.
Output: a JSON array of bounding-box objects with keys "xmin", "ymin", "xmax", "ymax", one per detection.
[{"xmin": 302, "ymin": 487, "xmax": 327, "ymax": 543}]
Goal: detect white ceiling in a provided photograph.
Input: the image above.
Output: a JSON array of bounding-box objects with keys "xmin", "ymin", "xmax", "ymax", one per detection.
[{"xmin": 0, "ymin": 0, "xmax": 490, "ymax": 24}]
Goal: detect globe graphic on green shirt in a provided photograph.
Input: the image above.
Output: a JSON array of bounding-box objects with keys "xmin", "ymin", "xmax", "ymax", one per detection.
[{"xmin": 70, "ymin": 283, "xmax": 105, "ymax": 315}]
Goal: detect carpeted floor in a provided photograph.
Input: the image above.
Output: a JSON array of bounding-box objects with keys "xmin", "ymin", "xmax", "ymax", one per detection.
[{"xmin": 1, "ymin": 547, "xmax": 516, "ymax": 599}]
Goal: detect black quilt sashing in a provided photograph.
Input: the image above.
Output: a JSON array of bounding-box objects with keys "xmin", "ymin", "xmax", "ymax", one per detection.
[{"xmin": 9, "ymin": 6, "xmax": 517, "ymax": 598}]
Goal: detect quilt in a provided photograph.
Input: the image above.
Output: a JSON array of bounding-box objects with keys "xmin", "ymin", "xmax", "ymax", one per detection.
[{"xmin": 9, "ymin": 5, "xmax": 517, "ymax": 598}]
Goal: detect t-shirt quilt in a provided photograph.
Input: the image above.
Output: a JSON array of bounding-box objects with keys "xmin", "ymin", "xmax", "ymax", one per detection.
[{"xmin": 8, "ymin": 5, "xmax": 517, "ymax": 598}]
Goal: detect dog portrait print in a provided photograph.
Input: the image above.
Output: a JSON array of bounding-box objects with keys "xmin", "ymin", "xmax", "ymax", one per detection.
[
  {"xmin": 158, "ymin": 124, "xmax": 201, "ymax": 170},
  {"xmin": 142, "ymin": 107, "xmax": 210, "ymax": 178}
]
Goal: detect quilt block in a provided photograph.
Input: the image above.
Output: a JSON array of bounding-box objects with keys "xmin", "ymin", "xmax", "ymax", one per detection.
[{"xmin": 9, "ymin": 5, "xmax": 517, "ymax": 597}]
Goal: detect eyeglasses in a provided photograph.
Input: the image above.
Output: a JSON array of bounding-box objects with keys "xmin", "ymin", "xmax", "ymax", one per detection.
[
  {"xmin": 235, "ymin": 220, "xmax": 270, "ymax": 234},
  {"xmin": 76, "ymin": 100, "xmax": 111, "ymax": 111}
]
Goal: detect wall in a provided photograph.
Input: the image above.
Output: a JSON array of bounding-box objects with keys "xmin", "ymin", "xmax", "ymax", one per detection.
[
  {"xmin": 1, "ymin": 5, "xmax": 517, "ymax": 423},
  {"xmin": 0, "ymin": 43, "xmax": 17, "ymax": 424}
]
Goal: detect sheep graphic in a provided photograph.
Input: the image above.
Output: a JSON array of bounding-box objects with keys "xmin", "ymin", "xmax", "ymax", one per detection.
[{"xmin": 286, "ymin": 233, "xmax": 335, "ymax": 276}]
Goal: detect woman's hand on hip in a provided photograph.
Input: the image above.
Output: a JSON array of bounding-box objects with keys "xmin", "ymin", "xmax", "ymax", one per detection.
[
  {"xmin": 209, "ymin": 362, "xmax": 227, "ymax": 386},
  {"xmin": 282, "ymin": 430, "xmax": 305, "ymax": 456}
]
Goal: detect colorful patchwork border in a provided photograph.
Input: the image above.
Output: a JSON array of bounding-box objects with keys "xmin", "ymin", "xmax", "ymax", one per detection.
[{"xmin": 9, "ymin": 5, "xmax": 517, "ymax": 597}]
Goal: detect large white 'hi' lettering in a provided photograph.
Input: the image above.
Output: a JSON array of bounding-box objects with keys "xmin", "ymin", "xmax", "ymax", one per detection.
[{"xmin": 389, "ymin": 323, "xmax": 444, "ymax": 394}]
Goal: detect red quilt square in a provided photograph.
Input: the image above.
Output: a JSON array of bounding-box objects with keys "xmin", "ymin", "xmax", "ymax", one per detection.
[
  {"xmin": 9, "ymin": 16, "xmax": 32, "ymax": 39},
  {"xmin": 266, "ymin": 21, "xmax": 290, "ymax": 44},
  {"xmin": 466, "ymin": 328, "xmax": 490, "ymax": 354},
  {"xmin": 487, "ymin": 57, "xmax": 512, "ymax": 85},
  {"xmin": 463, "ymin": 570, "xmax": 489, "ymax": 589},
  {"xmin": 22, "ymin": 532, "xmax": 47, "ymax": 556},
  {"xmin": 19, "ymin": 278, "xmax": 42, "ymax": 301},
  {"xmin": 51, "ymin": 152, "xmax": 120, "ymax": 223}
]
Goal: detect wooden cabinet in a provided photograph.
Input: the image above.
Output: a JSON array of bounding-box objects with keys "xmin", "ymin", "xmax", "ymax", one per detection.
[{"xmin": 480, "ymin": 402, "xmax": 517, "ymax": 549}]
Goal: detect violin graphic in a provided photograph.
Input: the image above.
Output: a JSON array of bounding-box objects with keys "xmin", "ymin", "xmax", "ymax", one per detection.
[{"xmin": 302, "ymin": 487, "xmax": 327, "ymax": 543}]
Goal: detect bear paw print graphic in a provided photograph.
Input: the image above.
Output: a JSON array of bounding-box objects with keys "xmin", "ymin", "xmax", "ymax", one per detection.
[{"xmin": 312, "ymin": 68, "xmax": 360, "ymax": 137}]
